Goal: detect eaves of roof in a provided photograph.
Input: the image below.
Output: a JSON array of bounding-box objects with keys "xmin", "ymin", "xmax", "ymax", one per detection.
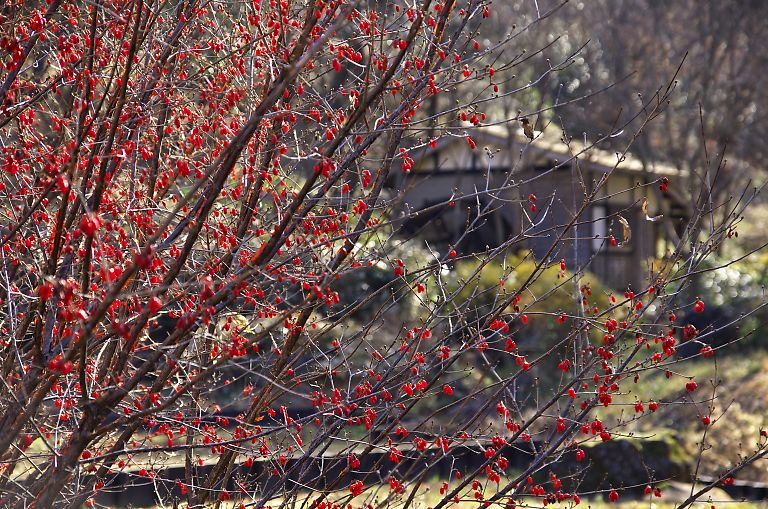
[{"xmin": 411, "ymin": 123, "xmax": 686, "ymax": 178}]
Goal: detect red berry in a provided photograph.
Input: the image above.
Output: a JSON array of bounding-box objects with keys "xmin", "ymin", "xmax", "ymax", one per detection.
[
  {"xmin": 349, "ymin": 480, "xmax": 364, "ymax": 496},
  {"xmin": 79, "ymin": 213, "xmax": 102, "ymax": 237},
  {"xmin": 57, "ymin": 174, "xmax": 69, "ymax": 192},
  {"xmin": 21, "ymin": 433, "xmax": 34, "ymax": 448},
  {"xmin": 148, "ymin": 296, "xmax": 163, "ymax": 314},
  {"xmin": 39, "ymin": 283, "xmax": 53, "ymax": 301},
  {"xmin": 133, "ymin": 248, "xmax": 154, "ymax": 269}
]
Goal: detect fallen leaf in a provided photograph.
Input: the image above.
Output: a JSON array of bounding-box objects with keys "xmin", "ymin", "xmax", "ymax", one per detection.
[
  {"xmin": 642, "ymin": 197, "xmax": 663, "ymax": 222},
  {"xmin": 617, "ymin": 215, "xmax": 631, "ymax": 244}
]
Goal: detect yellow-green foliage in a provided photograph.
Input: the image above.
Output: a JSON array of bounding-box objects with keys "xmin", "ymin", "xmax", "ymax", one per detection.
[{"xmin": 447, "ymin": 250, "xmax": 611, "ymax": 319}]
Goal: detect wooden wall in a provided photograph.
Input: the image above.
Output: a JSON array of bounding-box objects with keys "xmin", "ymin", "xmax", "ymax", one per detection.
[{"xmin": 393, "ymin": 136, "xmax": 664, "ymax": 290}]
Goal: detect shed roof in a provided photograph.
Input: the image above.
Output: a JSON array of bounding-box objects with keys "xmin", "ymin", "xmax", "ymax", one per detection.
[{"xmin": 412, "ymin": 122, "xmax": 685, "ymax": 178}]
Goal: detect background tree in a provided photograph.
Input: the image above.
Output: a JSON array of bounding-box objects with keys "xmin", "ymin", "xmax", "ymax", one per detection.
[{"xmin": 496, "ymin": 0, "xmax": 768, "ymax": 240}]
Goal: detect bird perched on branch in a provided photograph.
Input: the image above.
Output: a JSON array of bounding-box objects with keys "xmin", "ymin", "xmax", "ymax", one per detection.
[{"xmin": 520, "ymin": 117, "xmax": 535, "ymax": 140}]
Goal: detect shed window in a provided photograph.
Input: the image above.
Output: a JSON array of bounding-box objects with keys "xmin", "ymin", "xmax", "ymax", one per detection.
[{"xmin": 591, "ymin": 204, "xmax": 607, "ymax": 253}]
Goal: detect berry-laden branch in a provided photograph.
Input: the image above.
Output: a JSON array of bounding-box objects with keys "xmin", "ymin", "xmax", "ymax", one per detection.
[{"xmin": 0, "ymin": 0, "xmax": 765, "ymax": 508}]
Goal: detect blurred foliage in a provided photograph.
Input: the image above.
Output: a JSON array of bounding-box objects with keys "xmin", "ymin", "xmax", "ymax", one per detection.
[
  {"xmin": 332, "ymin": 261, "xmax": 395, "ymax": 321},
  {"xmin": 665, "ymin": 252, "xmax": 768, "ymax": 352},
  {"xmin": 604, "ymin": 350, "xmax": 768, "ymax": 482},
  {"xmin": 446, "ymin": 250, "xmax": 611, "ymax": 340}
]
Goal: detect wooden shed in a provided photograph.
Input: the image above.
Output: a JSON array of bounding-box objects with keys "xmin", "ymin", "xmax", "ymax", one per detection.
[{"xmin": 389, "ymin": 124, "xmax": 688, "ymax": 291}]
